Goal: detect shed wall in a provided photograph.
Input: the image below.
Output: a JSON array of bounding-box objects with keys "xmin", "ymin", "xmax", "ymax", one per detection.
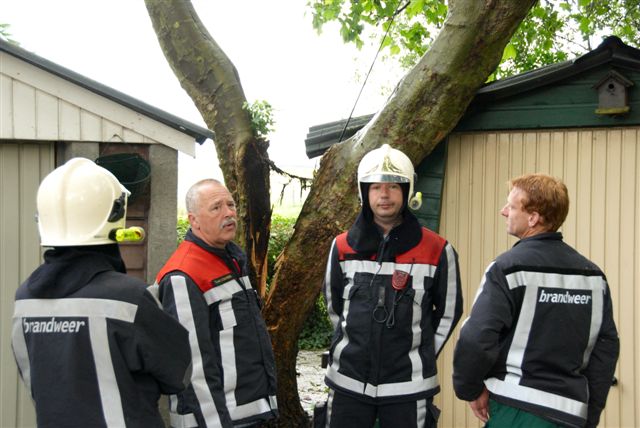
[
  {"xmin": 0, "ymin": 142, "xmax": 53, "ymax": 427},
  {"xmin": 435, "ymin": 127, "xmax": 639, "ymax": 428}
]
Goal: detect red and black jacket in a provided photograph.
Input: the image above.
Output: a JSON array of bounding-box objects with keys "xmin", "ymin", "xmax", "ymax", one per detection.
[
  {"xmin": 154, "ymin": 231, "xmax": 277, "ymax": 428},
  {"xmin": 323, "ymin": 211, "xmax": 463, "ymax": 403}
]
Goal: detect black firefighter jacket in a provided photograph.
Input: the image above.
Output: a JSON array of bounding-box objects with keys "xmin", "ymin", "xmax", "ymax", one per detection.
[
  {"xmin": 453, "ymin": 232, "xmax": 620, "ymax": 428},
  {"xmin": 12, "ymin": 245, "xmax": 192, "ymax": 428},
  {"xmin": 324, "ymin": 211, "xmax": 463, "ymax": 403},
  {"xmin": 154, "ymin": 230, "xmax": 277, "ymax": 428}
]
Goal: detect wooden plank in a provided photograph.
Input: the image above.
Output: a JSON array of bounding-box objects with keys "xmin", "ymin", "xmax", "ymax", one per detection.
[
  {"xmin": 59, "ymin": 100, "xmax": 81, "ymax": 141},
  {"xmin": 0, "ymin": 75, "xmax": 13, "ymax": 138},
  {"xmin": 602, "ymin": 129, "xmax": 622, "ymax": 428},
  {"xmin": 0, "ymin": 143, "xmax": 51, "ymax": 427},
  {"xmin": 80, "ymin": 110, "xmax": 102, "ymax": 142},
  {"xmin": 616, "ymin": 129, "xmax": 637, "ymax": 428},
  {"xmin": 101, "ymin": 119, "xmax": 124, "ymax": 143},
  {"xmin": 123, "ymin": 128, "xmax": 145, "ymax": 143},
  {"xmin": 522, "ymin": 131, "xmax": 537, "ymax": 173},
  {"xmin": 495, "ymin": 132, "xmax": 514, "ymax": 251},
  {"xmin": 35, "ymin": 91, "xmax": 59, "ymax": 140},
  {"xmin": 634, "ymin": 128, "xmax": 640, "ymax": 428},
  {"xmin": 482, "ymin": 133, "xmax": 498, "ymax": 269},
  {"xmin": 509, "ymin": 132, "xmax": 524, "ymax": 178},
  {"xmin": 575, "ymin": 131, "xmax": 593, "ymax": 255},
  {"xmin": 589, "ymin": 130, "xmax": 606, "ymax": 267},
  {"xmin": 549, "ymin": 131, "xmax": 565, "ymax": 179},
  {"xmin": 562, "ymin": 131, "xmax": 579, "ymax": 247},
  {"xmin": 12, "ymin": 81, "xmax": 36, "ymax": 140},
  {"xmin": 0, "ymin": 144, "xmax": 21, "ymax": 428},
  {"xmin": 17, "ymin": 144, "xmax": 48, "ymax": 428},
  {"xmin": 536, "ymin": 131, "xmax": 551, "ymax": 173}
]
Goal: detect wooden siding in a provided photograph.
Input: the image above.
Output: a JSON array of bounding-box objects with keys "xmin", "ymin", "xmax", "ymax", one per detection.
[
  {"xmin": 0, "ymin": 52, "xmax": 195, "ymax": 156},
  {"xmin": 434, "ymin": 128, "xmax": 639, "ymax": 428},
  {"xmin": 0, "ymin": 142, "xmax": 53, "ymax": 427},
  {"xmin": 456, "ymin": 66, "xmax": 640, "ymax": 132}
]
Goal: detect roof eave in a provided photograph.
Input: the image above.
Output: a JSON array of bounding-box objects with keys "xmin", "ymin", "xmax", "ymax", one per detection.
[{"xmin": 0, "ymin": 38, "xmax": 214, "ymax": 144}]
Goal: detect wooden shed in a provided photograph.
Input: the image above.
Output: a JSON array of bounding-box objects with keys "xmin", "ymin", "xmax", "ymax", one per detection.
[
  {"xmin": 306, "ymin": 36, "xmax": 639, "ymax": 427},
  {"xmin": 0, "ymin": 39, "xmax": 213, "ymax": 426}
]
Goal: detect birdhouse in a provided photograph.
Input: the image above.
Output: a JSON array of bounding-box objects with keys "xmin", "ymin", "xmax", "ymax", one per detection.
[{"xmin": 593, "ymin": 70, "xmax": 634, "ymax": 115}]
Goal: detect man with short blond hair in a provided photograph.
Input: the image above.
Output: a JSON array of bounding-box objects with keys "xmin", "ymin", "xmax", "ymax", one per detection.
[{"xmin": 453, "ymin": 173, "xmax": 619, "ymax": 428}]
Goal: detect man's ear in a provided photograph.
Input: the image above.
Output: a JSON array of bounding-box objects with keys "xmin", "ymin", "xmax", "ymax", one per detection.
[
  {"xmin": 188, "ymin": 213, "xmax": 197, "ymax": 229},
  {"xmin": 528, "ymin": 211, "xmax": 542, "ymax": 228}
]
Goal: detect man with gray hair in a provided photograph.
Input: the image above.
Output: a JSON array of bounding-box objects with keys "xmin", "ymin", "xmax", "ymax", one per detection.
[{"xmin": 155, "ymin": 179, "xmax": 278, "ymax": 428}]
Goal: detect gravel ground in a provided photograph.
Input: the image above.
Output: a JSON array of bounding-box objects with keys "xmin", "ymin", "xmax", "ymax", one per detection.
[{"xmin": 296, "ymin": 350, "xmax": 329, "ymax": 417}]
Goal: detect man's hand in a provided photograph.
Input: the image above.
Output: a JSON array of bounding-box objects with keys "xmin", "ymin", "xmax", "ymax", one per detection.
[{"xmin": 469, "ymin": 387, "xmax": 490, "ymax": 423}]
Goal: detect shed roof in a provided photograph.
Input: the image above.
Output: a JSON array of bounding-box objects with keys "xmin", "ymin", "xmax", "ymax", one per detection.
[
  {"xmin": 0, "ymin": 38, "xmax": 214, "ymax": 145},
  {"xmin": 305, "ymin": 36, "xmax": 640, "ymax": 158},
  {"xmin": 470, "ymin": 36, "xmax": 639, "ymax": 102}
]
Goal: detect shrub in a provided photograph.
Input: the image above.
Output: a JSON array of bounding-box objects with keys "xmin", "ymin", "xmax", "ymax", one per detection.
[
  {"xmin": 267, "ymin": 215, "xmax": 296, "ymax": 278},
  {"xmin": 297, "ymin": 295, "xmax": 333, "ymax": 350},
  {"xmin": 177, "ymin": 216, "xmax": 189, "ymax": 244}
]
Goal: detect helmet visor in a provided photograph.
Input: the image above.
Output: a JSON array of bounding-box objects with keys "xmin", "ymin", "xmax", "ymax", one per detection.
[{"xmin": 359, "ymin": 174, "xmax": 410, "ymax": 184}]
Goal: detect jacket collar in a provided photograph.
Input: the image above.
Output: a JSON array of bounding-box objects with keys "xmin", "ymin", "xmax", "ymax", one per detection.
[
  {"xmin": 346, "ymin": 209, "xmax": 423, "ymax": 260},
  {"xmin": 26, "ymin": 244, "xmax": 126, "ymax": 298},
  {"xmin": 513, "ymin": 231, "xmax": 563, "ymax": 248},
  {"xmin": 185, "ymin": 229, "xmax": 247, "ymax": 275}
]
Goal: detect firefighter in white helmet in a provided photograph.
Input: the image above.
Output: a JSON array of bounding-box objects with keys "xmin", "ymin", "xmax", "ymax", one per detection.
[
  {"xmin": 320, "ymin": 144, "xmax": 463, "ymax": 428},
  {"xmin": 12, "ymin": 157, "xmax": 192, "ymax": 427}
]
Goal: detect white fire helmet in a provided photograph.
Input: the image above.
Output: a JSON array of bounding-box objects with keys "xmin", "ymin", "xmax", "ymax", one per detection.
[
  {"xmin": 357, "ymin": 144, "xmax": 422, "ymax": 210},
  {"xmin": 36, "ymin": 157, "xmax": 130, "ymax": 246}
]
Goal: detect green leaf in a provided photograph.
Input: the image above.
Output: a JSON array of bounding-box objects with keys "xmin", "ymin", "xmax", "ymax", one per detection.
[
  {"xmin": 502, "ymin": 42, "xmax": 517, "ymax": 61},
  {"xmin": 407, "ymin": 0, "xmax": 426, "ymax": 17}
]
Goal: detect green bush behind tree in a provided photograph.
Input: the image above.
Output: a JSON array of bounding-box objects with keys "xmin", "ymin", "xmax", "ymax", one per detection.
[{"xmin": 177, "ymin": 215, "xmax": 332, "ymax": 350}]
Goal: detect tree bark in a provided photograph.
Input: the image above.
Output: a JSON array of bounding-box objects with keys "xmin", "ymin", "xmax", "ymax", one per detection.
[
  {"xmin": 145, "ymin": 0, "xmax": 536, "ymax": 426},
  {"xmin": 145, "ymin": 0, "xmax": 271, "ymax": 294}
]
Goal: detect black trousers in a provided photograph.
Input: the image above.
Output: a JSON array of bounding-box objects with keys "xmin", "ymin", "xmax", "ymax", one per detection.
[{"xmin": 323, "ymin": 389, "xmax": 440, "ymax": 428}]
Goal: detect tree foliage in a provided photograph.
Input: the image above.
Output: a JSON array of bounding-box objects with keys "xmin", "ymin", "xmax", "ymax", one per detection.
[
  {"xmin": 309, "ymin": 0, "xmax": 640, "ymax": 79},
  {"xmin": 0, "ymin": 23, "xmax": 19, "ymax": 44},
  {"xmin": 243, "ymin": 100, "xmax": 276, "ymax": 140}
]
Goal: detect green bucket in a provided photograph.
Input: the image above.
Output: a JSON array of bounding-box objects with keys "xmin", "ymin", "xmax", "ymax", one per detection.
[{"xmin": 95, "ymin": 153, "xmax": 150, "ymax": 202}]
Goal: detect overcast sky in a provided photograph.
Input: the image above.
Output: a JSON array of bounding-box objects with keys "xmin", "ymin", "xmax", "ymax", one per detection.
[{"xmin": 2, "ymin": 0, "xmax": 404, "ymax": 201}]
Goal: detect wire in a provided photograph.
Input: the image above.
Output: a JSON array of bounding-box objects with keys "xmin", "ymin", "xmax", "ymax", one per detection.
[{"xmin": 336, "ymin": 0, "xmax": 409, "ymax": 144}]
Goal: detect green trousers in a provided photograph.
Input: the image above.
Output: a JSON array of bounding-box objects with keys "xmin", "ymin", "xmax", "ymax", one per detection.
[{"xmin": 485, "ymin": 400, "xmax": 562, "ymax": 428}]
